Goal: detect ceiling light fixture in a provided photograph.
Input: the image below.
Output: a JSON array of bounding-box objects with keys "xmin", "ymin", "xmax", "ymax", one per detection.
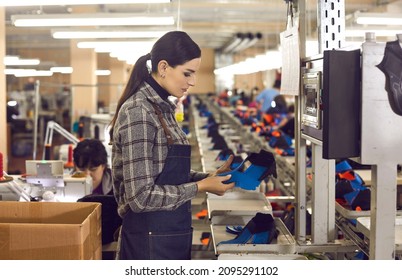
[
  {"xmin": 221, "ymin": 33, "xmax": 243, "ymax": 53},
  {"xmin": 1, "ymin": 0, "xmax": 170, "ymax": 7},
  {"xmin": 4, "ymin": 56, "xmax": 40, "ymax": 66},
  {"xmin": 95, "ymin": 70, "xmax": 111, "ymax": 76},
  {"xmin": 241, "ymin": 32, "xmax": 263, "ymax": 50},
  {"xmin": 52, "ymin": 30, "xmax": 167, "ymax": 39},
  {"xmin": 230, "ymin": 33, "xmax": 254, "ymax": 53},
  {"xmin": 50, "ymin": 67, "xmax": 73, "ymax": 74},
  {"xmin": 77, "ymin": 41, "xmax": 155, "ymax": 49},
  {"xmin": 5, "ymin": 69, "xmax": 53, "ymax": 77},
  {"xmin": 214, "ymin": 50, "xmax": 282, "ymax": 76},
  {"xmin": 345, "ymin": 27, "xmax": 402, "ymax": 38},
  {"xmin": 355, "ymin": 12, "xmax": 402, "ymax": 25},
  {"xmin": 221, "ymin": 32, "xmax": 263, "ymax": 54},
  {"xmin": 12, "ymin": 14, "xmax": 174, "ymax": 27},
  {"xmin": 77, "ymin": 41, "xmax": 153, "ymax": 63},
  {"xmin": 110, "ymin": 52, "xmax": 146, "ymax": 63}
]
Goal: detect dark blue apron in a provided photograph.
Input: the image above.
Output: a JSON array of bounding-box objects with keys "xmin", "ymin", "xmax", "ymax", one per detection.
[{"xmin": 119, "ymin": 103, "xmax": 192, "ymax": 260}]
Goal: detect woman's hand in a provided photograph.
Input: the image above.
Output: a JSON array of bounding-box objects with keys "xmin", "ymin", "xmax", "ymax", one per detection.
[
  {"xmin": 211, "ymin": 154, "xmax": 234, "ymax": 176},
  {"xmin": 196, "ymin": 174, "xmax": 235, "ymax": 196}
]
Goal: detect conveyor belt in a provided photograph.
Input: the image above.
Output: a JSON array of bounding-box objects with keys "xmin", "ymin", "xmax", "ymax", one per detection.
[{"xmin": 205, "ymin": 97, "xmax": 299, "ymax": 197}]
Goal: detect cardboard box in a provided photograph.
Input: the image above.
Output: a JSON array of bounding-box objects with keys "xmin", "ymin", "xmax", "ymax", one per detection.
[{"xmin": 0, "ymin": 201, "xmax": 101, "ymax": 260}]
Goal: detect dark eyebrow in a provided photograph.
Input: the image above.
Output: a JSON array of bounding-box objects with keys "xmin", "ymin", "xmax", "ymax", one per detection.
[{"xmin": 185, "ymin": 68, "xmax": 196, "ymax": 73}]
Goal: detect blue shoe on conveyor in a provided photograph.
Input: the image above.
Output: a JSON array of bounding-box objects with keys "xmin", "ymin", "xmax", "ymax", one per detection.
[
  {"xmin": 218, "ymin": 213, "xmax": 278, "ymax": 245},
  {"xmin": 219, "ymin": 149, "xmax": 277, "ymax": 191},
  {"xmin": 336, "ymin": 160, "xmax": 353, "ymax": 173},
  {"xmin": 225, "ymin": 225, "xmax": 243, "ymax": 235}
]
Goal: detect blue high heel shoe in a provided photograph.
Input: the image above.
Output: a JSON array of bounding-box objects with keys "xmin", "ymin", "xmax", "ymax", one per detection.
[
  {"xmin": 225, "ymin": 225, "xmax": 243, "ymax": 235},
  {"xmin": 218, "ymin": 213, "xmax": 277, "ymax": 245},
  {"xmin": 219, "ymin": 149, "xmax": 277, "ymax": 190}
]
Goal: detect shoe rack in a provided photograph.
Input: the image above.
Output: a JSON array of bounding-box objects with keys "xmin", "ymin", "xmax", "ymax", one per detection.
[
  {"xmin": 192, "ymin": 96, "xmax": 298, "ymax": 259},
  {"xmin": 191, "ymin": 92, "xmax": 398, "ymax": 259},
  {"xmin": 206, "ymin": 168, "xmax": 296, "ymax": 257}
]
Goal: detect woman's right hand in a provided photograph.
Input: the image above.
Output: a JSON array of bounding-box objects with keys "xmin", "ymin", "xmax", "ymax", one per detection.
[
  {"xmin": 196, "ymin": 174, "xmax": 235, "ymax": 196},
  {"xmin": 211, "ymin": 154, "xmax": 234, "ymax": 176}
]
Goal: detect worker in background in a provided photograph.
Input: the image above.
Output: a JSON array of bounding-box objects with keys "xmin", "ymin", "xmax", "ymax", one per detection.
[
  {"xmin": 216, "ymin": 87, "xmax": 230, "ymax": 106},
  {"xmin": 74, "ymin": 138, "xmax": 121, "ymax": 252},
  {"xmin": 23, "ymin": 77, "xmax": 35, "ymax": 91},
  {"xmin": 255, "ymin": 78, "xmax": 281, "ymax": 113},
  {"xmin": 73, "ymin": 138, "xmax": 112, "ymax": 195}
]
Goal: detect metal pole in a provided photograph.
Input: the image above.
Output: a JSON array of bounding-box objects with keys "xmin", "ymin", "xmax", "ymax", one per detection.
[{"xmin": 32, "ymin": 80, "xmax": 40, "ymax": 160}]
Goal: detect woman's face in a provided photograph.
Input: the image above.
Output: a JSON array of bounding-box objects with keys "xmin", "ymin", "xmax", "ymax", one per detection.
[
  {"xmin": 77, "ymin": 164, "xmax": 105, "ymax": 192},
  {"xmin": 162, "ymin": 57, "xmax": 201, "ymax": 98}
]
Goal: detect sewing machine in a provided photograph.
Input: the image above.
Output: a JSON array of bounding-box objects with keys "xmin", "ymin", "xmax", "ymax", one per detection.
[
  {"xmin": 26, "ymin": 160, "xmax": 92, "ymax": 201},
  {"xmin": 0, "ymin": 160, "xmax": 92, "ymax": 202}
]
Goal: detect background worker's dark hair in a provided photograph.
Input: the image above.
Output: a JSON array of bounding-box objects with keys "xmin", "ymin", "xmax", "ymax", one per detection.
[
  {"xmin": 273, "ymin": 79, "xmax": 281, "ymax": 89},
  {"xmin": 73, "ymin": 138, "xmax": 108, "ymax": 169},
  {"xmin": 109, "ymin": 31, "xmax": 202, "ymax": 139}
]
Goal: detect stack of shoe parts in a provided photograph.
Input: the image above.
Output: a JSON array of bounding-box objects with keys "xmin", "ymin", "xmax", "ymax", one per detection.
[
  {"xmin": 335, "ymin": 160, "xmax": 370, "ymax": 211},
  {"xmin": 207, "ymin": 124, "xmax": 229, "ymax": 150}
]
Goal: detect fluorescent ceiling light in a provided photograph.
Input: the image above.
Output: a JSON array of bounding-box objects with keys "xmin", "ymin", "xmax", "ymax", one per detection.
[
  {"xmin": 50, "ymin": 67, "xmax": 73, "ymax": 74},
  {"xmin": 5, "ymin": 69, "xmax": 35, "ymax": 75},
  {"xmin": 355, "ymin": 12, "xmax": 402, "ymax": 25},
  {"xmin": 345, "ymin": 27, "xmax": 402, "ymax": 38},
  {"xmin": 77, "ymin": 41, "xmax": 153, "ymax": 64},
  {"xmin": 110, "ymin": 52, "xmax": 143, "ymax": 63},
  {"xmin": 95, "ymin": 70, "xmax": 111, "ymax": 76},
  {"xmin": 5, "ymin": 69, "xmax": 53, "ymax": 77},
  {"xmin": 77, "ymin": 41, "xmax": 154, "ymax": 55},
  {"xmin": 1, "ymin": 1, "xmax": 170, "ymax": 6},
  {"xmin": 4, "ymin": 55, "xmax": 18, "ymax": 60},
  {"xmin": 4, "ymin": 56, "xmax": 40, "ymax": 66},
  {"xmin": 53, "ymin": 30, "xmax": 167, "ymax": 39},
  {"xmin": 77, "ymin": 41, "xmax": 155, "ymax": 49},
  {"xmin": 12, "ymin": 14, "xmax": 174, "ymax": 27},
  {"xmin": 214, "ymin": 50, "xmax": 282, "ymax": 76}
]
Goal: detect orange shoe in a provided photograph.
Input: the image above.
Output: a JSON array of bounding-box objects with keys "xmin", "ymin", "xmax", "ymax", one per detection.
[{"xmin": 195, "ymin": 209, "xmax": 208, "ymax": 219}]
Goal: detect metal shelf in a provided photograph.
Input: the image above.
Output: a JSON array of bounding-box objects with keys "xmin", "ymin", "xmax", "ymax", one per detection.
[{"xmin": 207, "ymin": 190, "xmax": 272, "ymax": 223}]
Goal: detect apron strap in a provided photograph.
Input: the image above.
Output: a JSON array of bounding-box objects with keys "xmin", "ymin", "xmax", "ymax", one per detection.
[{"xmin": 151, "ymin": 103, "xmax": 174, "ymax": 145}]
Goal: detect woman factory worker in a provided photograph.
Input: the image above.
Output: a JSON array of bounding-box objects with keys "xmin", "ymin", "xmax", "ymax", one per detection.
[
  {"xmin": 74, "ymin": 139, "xmax": 121, "ymax": 249},
  {"xmin": 109, "ymin": 31, "xmax": 235, "ymax": 260}
]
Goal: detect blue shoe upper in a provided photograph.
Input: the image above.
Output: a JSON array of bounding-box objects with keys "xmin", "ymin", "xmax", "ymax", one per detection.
[{"xmin": 219, "ymin": 149, "xmax": 277, "ymax": 191}]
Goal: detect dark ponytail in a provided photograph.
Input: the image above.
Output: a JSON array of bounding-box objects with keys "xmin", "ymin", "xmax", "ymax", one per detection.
[
  {"xmin": 109, "ymin": 53, "xmax": 151, "ymax": 140},
  {"xmin": 109, "ymin": 31, "xmax": 201, "ymax": 141}
]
